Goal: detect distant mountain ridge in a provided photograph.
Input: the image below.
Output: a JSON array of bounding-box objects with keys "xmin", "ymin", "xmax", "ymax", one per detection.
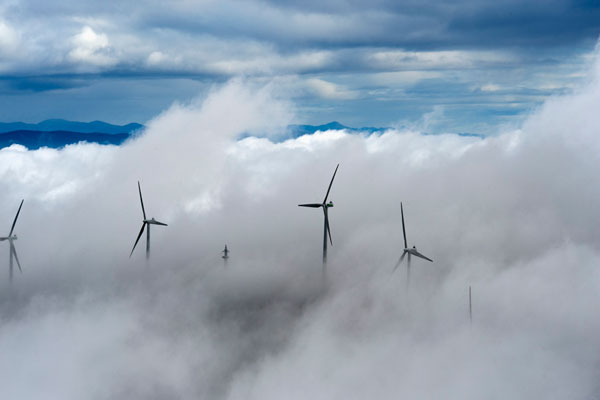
[
  {"xmin": 0, "ymin": 120, "xmax": 483, "ymax": 150},
  {"xmin": 0, "ymin": 130, "xmax": 130, "ymax": 150},
  {"xmin": 0, "ymin": 119, "xmax": 143, "ymax": 134},
  {"xmin": 286, "ymin": 121, "xmax": 389, "ymax": 138},
  {"xmin": 279, "ymin": 121, "xmax": 482, "ymax": 141}
]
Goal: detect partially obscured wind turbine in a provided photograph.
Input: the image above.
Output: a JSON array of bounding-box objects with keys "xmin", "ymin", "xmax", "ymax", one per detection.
[
  {"xmin": 0, "ymin": 200, "xmax": 24, "ymax": 281},
  {"xmin": 222, "ymin": 245, "xmax": 229, "ymax": 263},
  {"xmin": 130, "ymin": 182, "xmax": 167, "ymax": 259},
  {"xmin": 393, "ymin": 202, "xmax": 432, "ymax": 287},
  {"xmin": 298, "ymin": 164, "xmax": 339, "ymax": 266}
]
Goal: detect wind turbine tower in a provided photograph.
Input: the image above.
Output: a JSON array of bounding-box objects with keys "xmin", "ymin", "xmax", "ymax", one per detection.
[
  {"xmin": 222, "ymin": 245, "xmax": 229, "ymax": 264},
  {"xmin": 469, "ymin": 286, "xmax": 473, "ymax": 324}
]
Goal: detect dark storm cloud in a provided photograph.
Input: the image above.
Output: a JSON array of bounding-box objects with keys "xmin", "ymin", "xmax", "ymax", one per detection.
[
  {"xmin": 446, "ymin": 3, "xmax": 600, "ymax": 48},
  {"xmin": 140, "ymin": 0, "xmax": 600, "ymax": 50},
  {"xmin": 0, "ymin": 76, "xmax": 89, "ymax": 93},
  {"xmin": 3, "ymin": 0, "xmax": 598, "ymax": 73}
]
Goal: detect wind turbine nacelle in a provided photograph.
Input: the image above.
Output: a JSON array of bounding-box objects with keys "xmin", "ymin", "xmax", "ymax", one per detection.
[
  {"xmin": 326, "ymin": 201, "xmax": 334, "ymax": 208},
  {"xmin": 145, "ymin": 218, "xmax": 167, "ymax": 226}
]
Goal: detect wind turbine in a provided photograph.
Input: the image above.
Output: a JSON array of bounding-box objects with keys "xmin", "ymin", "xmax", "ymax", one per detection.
[
  {"xmin": 298, "ymin": 164, "xmax": 339, "ymax": 267},
  {"xmin": 393, "ymin": 202, "xmax": 432, "ymax": 287},
  {"xmin": 0, "ymin": 200, "xmax": 24, "ymax": 281},
  {"xmin": 130, "ymin": 181, "xmax": 167, "ymax": 259},
  {"xmin": 222, "ymin": 245, "xmax": 229, "ymax": 263}
]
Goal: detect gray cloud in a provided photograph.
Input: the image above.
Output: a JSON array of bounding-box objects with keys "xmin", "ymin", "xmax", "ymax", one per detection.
[
  {"xmin": 0, "ymin": 55, "xmax": 600, "ymax": 398},
  {"xmin": 1, "ymin": 1, "xmax": 597, "ymax": 77},
  {"xmin": 0, "ymin": 0, "xmax": 597, "ymax": 130}
]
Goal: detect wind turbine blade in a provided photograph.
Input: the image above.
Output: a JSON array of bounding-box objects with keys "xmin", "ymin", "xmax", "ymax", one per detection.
[
  {"xmin": 401, "ymin": 202, "xmax": 407, "ymax": 249},
  {"xmin": 151, "ymin": 220, "xmax": 168, "ymax": 226},
  {"xmin": 298, "ymin": 203, "xmax": 322, "ymax": 208},
  {"xmin": 323, "ymin": 163, "xmax": 339, "ymax": 203},
  {"xmin": 324, "ymin": 208, "xmax": 333, "ymax": 246},
  {"xmin": 10, "ymin": 242, "xmax": 22, "ymax": 273},
  {"xmin": 393, "ymin": 251, "xmax": 407, "ymax": 272},
  {"xmin": 412, "ymin": 250, "xmax": 433, "ymax": 262},
  {"xmin": 9, "ymin": 199, "xmax": 24, "ymax": 237},
  {"xmin": 138, "ymin": 181, "xmax": 146, "ymax": 220},
  {"xmin": 130, "ymin": 222, "xmax": 146, "ymax": 258}
]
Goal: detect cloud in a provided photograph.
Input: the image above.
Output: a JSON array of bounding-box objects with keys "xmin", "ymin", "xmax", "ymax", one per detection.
[
  {"xmin": 0, "ymin": 1, "xmax": 597, "ymax": 129},
  {"xmin": 0, "ymin": 1, "xmax": 596, "ymax": 77},
  {"xmin": 68, "ymin": 26, "xmax": 117, "ymax": 68},
  {"xmin": 146, "ymin": 51, "xmax": 168, "ymax": 66},
  {"xmin": 367, "ymin": 49, "xmax": 518, "ymax": 71},
  {"xmin": 480, "ymin": 83, "xmax": 501, "ymax": 92},
  {"xmin": 0, "ymin": 51, "xmax": 600, "ymax": 399},
  {"xmin": 0, "ymin": 20, "xmax": 19, "ymax": 55},
  {"xmin": 305, "ymin": 78, "xmax": 358, "ymax": 99}
]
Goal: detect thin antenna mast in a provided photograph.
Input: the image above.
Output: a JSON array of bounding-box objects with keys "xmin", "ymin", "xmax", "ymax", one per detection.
[{"xmin": 469, "ymin": 286, "xmax": 472, "ymax": 324}]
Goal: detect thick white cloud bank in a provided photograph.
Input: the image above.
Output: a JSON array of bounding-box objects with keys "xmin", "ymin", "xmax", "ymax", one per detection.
[{"xmin": 1, "ymin": 57, "xmax": 600, "ymax": 399}]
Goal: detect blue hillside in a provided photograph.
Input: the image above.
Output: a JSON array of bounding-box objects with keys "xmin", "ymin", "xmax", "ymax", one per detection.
[
  {"xmin": 0, "ymin": 119, "xmax": 143, "ymax": 134},
  {"xmin": 0, "ymin": 130, "xmax": 130, "ymax": 150},
  {"xmin": 286, "ymin": 121, "xmax": 389, "ymax": 138}
]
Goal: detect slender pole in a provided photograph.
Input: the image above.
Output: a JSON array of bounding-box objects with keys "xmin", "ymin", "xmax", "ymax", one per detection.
[
  {"xmin": 469, "ymin": 286, "xmax": 472, "ymax": 324},
  {"xmin": 9, "ymin": 241, "xmax": 13, "ymax": 282},
  {"xmin": 406, "ymin": 253, "xmax": 411, "ymax": 289},
  {"xmin": 322, "ymin": 212, "xmax": 328, "ymax": 273},
  {"xmin": 146, "ymin": 224, "xmax": 150, "ymax": 260}
]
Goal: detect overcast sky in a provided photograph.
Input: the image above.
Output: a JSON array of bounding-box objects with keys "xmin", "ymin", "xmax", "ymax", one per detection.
[{"xmin": 0, "ymin": 0, "xmax": 599, "ymax": 132}]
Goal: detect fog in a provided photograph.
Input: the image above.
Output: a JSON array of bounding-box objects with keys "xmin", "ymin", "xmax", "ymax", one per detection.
[{"xmin": 0, "ymin": 56, "xmax": 599, "ymax": 399}]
